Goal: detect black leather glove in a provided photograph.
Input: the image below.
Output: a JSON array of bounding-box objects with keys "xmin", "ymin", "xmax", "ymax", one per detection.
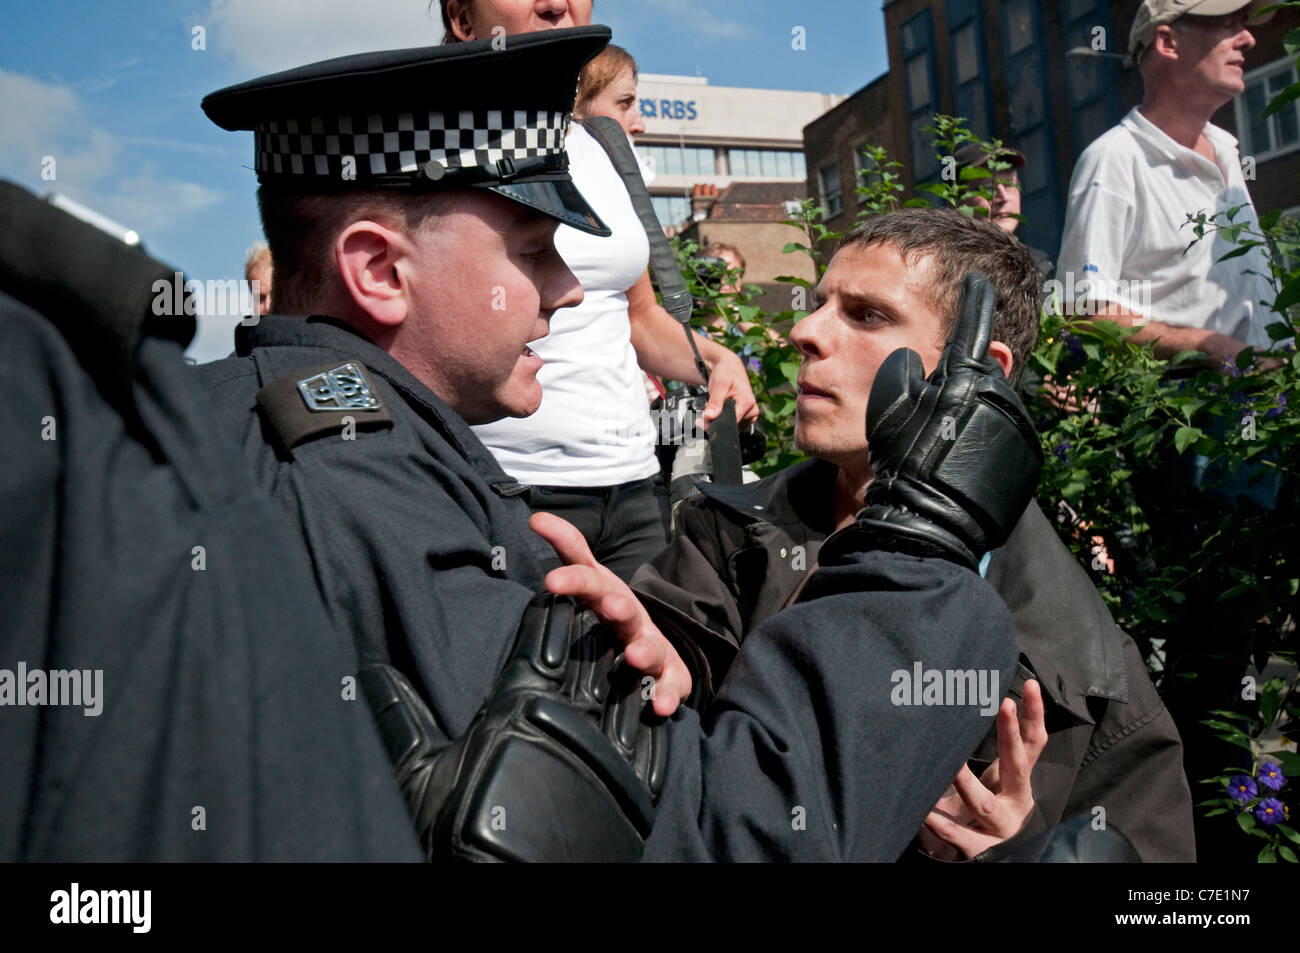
[
  {"xmin": 359, "ymin": 593, "xmax": 679, "ymax": 862},
  {"xmin": 820, "ymin": 273, "xmax": 1042, "ymax": 571}
]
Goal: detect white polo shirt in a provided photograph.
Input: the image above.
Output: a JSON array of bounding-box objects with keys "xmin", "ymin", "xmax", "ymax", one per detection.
[{"xmin": 1055, "ymin": 107, "xmax": 1273, "ymax": 348}]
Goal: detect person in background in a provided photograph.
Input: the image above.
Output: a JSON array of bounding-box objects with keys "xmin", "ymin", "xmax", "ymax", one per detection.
[
  {"xmin": 244, "ymin": 241, "xmax": 273, "ymax": 317},
  {"xmin": 953, "ymin": 143, "xmax": 1054, "ymax": 282},
  {"xmin": 444, "ymin": 2, "xmax": 758, "ymax": 582},
  {"xmin": 1055, "ymin": 0, "xmax": 1277, "ymax": 367}
]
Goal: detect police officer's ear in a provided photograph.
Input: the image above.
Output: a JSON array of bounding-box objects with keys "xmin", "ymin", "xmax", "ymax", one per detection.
[
  {"xmin": 335, "ymin": 220, "xmax": 412, "ymax": 331},
  {"xmin": 444, "ymin": 0, "xmax": 478, "ymax": 42},
  {"xmin": 1150, "ymin": 23, "xmax": 1181, "ymax": 63}
]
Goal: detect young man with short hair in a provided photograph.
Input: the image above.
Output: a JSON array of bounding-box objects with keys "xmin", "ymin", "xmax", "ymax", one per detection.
[{"xmin": 633, "ymin": 208, "xmax": 1196, "ymax": 861}]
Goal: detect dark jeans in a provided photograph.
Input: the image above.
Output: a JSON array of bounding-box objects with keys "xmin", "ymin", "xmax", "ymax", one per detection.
[{"xmin": 527, "ymin": 476, "xmax": 669, "ymax": 582}]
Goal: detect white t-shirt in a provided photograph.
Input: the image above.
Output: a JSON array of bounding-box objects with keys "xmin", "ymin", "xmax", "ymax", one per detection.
[
  {"xmin": 472, "ymin": 124, "xmax": 660, "ymax": 486},
  {"xmin": 1055, "ymin": 107, "xmax": 1273, "ymax": 348}
]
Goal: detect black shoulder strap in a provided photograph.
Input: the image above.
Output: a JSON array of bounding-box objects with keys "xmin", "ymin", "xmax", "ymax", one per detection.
[
  {"xmin": 255, "ymin": 359, "xmax": 393, "ymax": 453},
  {"xmin": 580, "ymin": 117, "xmax": 708, "ymax": 383},
  {"xmin": 580, "ymin": 118, "xmax": 743, "ymax": 484}
]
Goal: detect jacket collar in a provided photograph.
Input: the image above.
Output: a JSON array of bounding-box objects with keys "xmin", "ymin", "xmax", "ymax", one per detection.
[{"xmin": 242, "ymin": 314, "xmax": 516, "ymax": 489}]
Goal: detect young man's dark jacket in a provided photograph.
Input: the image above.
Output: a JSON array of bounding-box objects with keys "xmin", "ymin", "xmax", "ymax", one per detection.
[
  {"xmin": 194, "ymin": 314, "xmax": 1022, "ymax": 861},
  {"xmin": 632, "ymin": 458, "xmax": 1196, "ymax": 862}
]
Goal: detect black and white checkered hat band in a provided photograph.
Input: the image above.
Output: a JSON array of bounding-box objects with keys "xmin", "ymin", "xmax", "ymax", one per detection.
[{"xmin": 254, "ymin": 108, "xmax": 570, "ymax": 179}]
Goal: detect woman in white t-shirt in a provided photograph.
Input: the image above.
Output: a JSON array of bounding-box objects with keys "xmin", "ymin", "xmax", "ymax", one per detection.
[{"xmin": 466, "ymin": 39, "xmax": 758, "ymax": 579}]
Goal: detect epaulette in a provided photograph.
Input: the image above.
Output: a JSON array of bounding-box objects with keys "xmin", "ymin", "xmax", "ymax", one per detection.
[{"xmin": 256, "ymin": 359, "xmax": 393, "ymax": 453}]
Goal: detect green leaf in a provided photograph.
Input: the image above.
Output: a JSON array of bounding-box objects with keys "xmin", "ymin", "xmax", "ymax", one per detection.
[
  {"xmin": 1280, "ymin": 844, "xmax": 1299, "ymax": 864},
  {"xmin": 1278, "ymin": 824, "xmax": 1300, "ymax": 847},
  {"xmin": 1266, "ymin": 321, "xmax": 1294, "ymax": 341},
  {"xmin": 781, "ymin": 242, "xmax": 809, "ymax": 255},
  {"xmin": 1259, "ymin": 844, "xmax": 1277, "ymax": 862},
  {"xmin": 779, "ymin": 362, "xmax": 800, "ymax": 389},
  {"xmin": 1174, "ymin": 426, "xmax": 1202, "ymax": 454},
  {"xmin": 1274, "ymin": 273, "xmax": 1300, "ymax": 312},
  {"xmin": 1216, "ymin": 241, "xmax": 1263, "ymax": 262},
  {"xmin": 1204, "ymin": 808, "xmax": 1230, "ymax": 817},
  {"xmin": 1262, "ymin": 81, "xmax": 1300, "ymax": 119}
]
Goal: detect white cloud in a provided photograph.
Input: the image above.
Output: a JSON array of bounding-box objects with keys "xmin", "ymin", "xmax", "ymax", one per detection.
[
  {"xmin": 0, "ymin": 69, "xmax": 220, "ymax": 242},
  {"xmin": 628, "ymin": 0, "xmax": 749, "ymax": 39},
  {"xmin": 201, "ymin": 0, "xmax": 444, "ymax": 73}
]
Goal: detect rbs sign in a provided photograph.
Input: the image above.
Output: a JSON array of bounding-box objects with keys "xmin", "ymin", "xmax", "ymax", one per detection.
[{"xmin": 640, "ymin": 98, "xmax": 698, "ymax": 121}]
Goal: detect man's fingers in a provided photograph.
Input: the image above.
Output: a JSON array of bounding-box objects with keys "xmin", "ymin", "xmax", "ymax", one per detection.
[
  {"xmin": 923, "ymin": 809, "xmax": 989, "ymax": 860},
  {"xmin": 995, "ymin": 697, "xmax": 1031, "ymax": 795},
  {"xmin": 951, "ymin": 763, "xmax": 1000, "ymax": 827},
  {"xmin": 1020, "ymin": 678, "xmax": 1048, "ymax": 762},
  {"xmin": 937, "ymin": 272, "xmax": 995, "ymax": 375},
  {"xmin": 918, "ymin": 821, "xmax": 962, "ymax": 862},
  {"xmin": 530, "ymin": 511, "xmax": 599, "ymax": 569}
]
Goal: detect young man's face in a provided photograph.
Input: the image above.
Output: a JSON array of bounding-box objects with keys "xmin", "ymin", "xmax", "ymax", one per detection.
[
  {"xmin": 405, "ymin": 191, "xmax": 582, "ymax": 425},
  {"xmin": 790, "ymin": 242, "xmax": 948, "ymax": 468},
  {"xmin": 448, "ymin": 0, "xmax": 593, "ymax": 39}
]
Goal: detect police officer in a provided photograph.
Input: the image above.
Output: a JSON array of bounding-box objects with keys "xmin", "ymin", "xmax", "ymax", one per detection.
[{"xmin": 197, "ymin": 26, "xmax": 1043, "ymax": 861}]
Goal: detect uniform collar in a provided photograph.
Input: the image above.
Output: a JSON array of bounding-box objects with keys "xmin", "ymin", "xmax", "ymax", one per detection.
[
  {"xmin": 242, "ymin": 314, "xmax": 515, "ymax": 484},
  {"xmin": 1123, "ymin": 106, "xmax": 1236, "ymax": 181}
]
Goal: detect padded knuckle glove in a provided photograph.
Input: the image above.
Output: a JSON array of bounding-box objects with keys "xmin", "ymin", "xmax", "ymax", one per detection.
[{"xmin": 359, "ymin": 593, "xmax": 676, "ymax": 862}]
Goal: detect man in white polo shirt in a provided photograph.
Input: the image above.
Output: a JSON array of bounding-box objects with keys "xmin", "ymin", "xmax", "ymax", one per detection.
[{"xmin": 1055, "ymin": 0, "xmax": 1277, "ymax": 369}]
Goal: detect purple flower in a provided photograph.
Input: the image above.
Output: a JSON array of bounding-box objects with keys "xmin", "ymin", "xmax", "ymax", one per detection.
[
  {"xmin": 1063, "ymin": 332, "xmax": 1086, "ymax": 363},
  {"xmin": 1054, "ymin": 440, "xmax": 1072, "ymax": 463},
  {"xmin": 1254, "ymin": 797, "xmax": 1285, "ymax": 826},
  {"xmin": 1122, "ymin": 591, "xmax": 1137, "ymax": 608},
  {"xmin": 745, "ymin": 356, "xmax": 762, "ymax": 374},
  {"xmin": 1258, "ymin": 762, "xmax": 1286, "ymax": 791},
  {"xmin": 1265, "ymin": 395, "xmax": 1287, "ymax": 421},
  {"xmin": 1228, "ymin": 775, "xmax": 1257, "ymax": 802}
]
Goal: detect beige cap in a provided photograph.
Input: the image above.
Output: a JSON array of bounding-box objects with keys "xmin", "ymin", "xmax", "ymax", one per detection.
[{"xmin": 1129, "ymin": 0, "xmax": 1275, "ymax": 62}]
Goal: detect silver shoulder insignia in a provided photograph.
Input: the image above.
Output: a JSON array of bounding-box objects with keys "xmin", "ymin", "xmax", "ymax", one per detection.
[{"xmin": 296, "ymin": 362, "xmax": 382, "ymax": 412}]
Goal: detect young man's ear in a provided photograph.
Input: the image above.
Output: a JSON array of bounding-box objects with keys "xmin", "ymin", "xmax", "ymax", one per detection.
[
  {"xmin": 444, "ymin": 0, "xmax": 476, "ymax": 41},
  {"xmin": 989, "ymin": 341, "xmax": 1014, "ymax": 381},
  {"xmin": 335, "ymin": 220, "xmax": 410, "ymax": 331}
]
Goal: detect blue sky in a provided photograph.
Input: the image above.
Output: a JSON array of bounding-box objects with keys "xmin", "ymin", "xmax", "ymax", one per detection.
[{"xmin": 1, "ymin": 1, "xmax": 888, "ymax": 355}]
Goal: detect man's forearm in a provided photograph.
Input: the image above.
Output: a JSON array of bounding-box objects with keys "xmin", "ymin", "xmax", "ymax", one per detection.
[
  {"xmin": 629, "ymin": 299, "xmax": 729, "ymax": 384},
  {"xmin": 1087, "ymin": 306, "xmax": 1246, "ymax": 364}
]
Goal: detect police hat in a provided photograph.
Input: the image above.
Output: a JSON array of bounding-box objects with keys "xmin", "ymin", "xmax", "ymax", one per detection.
[{"xmin": 202, "ymin": 26, "xmax": 612, "ymax": 236}]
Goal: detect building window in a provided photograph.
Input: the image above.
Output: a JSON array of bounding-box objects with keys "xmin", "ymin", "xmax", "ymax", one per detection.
[
  {"xmin": 853, "ymin": 145, "xmax": 876, "ymax": 205},
  {"xmin": 637, "ymin": 145, "xmax": 715, "ymax": 178},
  {"xmin": 947, "ymin": 0, "xmax": 993, "ymax": 139},
  {"xmin": 727, "ymin": 148, "xmax": 806, "ymax": 179},
  {"xmin": 1001, "ymin": 0, "xmax": 1063, "ymax": 256},
  {"xmin": 902, "ymin": 9, "xmax": 940, "ymax": 181},
  {"xmin": 1237, "ymin": 58, "xmax": 1300, "ymax": 161},
  {"xmin": 819, "ymin": 162, "xmax": 843, "ymax": 217},
  {"xmin": 650, "ymin": 195, "xmax": 692, "ymax": 228}
]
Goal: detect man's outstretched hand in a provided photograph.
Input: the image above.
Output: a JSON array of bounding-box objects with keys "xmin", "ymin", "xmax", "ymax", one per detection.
[
  {"xmin": 530, "ymin": 512, "xmax": 692, "ymax": 717},
  {"xmin": 820, "ymin": 272, "xmax": 1044, "ymax": 571},
  {"xmin": 918, "ymin": 679, "xmax": 1048, "ymax": 860}
]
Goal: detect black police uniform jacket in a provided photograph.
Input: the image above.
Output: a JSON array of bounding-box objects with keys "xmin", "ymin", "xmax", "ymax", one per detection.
[
  {"xmin": 0, "ymin": 298, "xmax": 422, "ymax": 862},
  {"xmin": 197, "ymin": 314, "xmax": 1023, "ymax": 861},
  {"xmin": 631, "ymin": 458, "xmax": 1197, "ymax": 862}
]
